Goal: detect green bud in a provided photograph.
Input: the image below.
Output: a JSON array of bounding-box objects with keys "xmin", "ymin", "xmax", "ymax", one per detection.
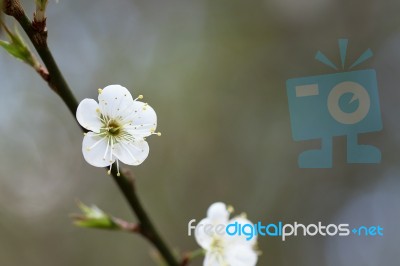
[
  {"xmin": 72, "ymin": 201, "xmax": 118, "ymax": 230},
  {"xmin": 35, "ymin": 0, "xmax": 48, "ymax": 11},
  {"xmin": 34, "ymin": 0, "xmax": 48, "ymax": 22}
]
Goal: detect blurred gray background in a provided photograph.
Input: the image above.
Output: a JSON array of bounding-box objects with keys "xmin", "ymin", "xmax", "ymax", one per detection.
[{"xmin": 1, "ymin": 0, "xmax": 400, "ymax": 265}]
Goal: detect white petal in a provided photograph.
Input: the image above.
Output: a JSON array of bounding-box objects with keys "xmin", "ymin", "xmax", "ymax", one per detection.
[
  {"xmin": 194, "ymin": 218, "xmax": 214, "ymax": 250},
  {"xmin": 82, "ymin": 132, "xmax": 114, "ymax": 167},
  {"xmin": 227, "ymin": 216, "xmax": 257, "ymax": 246},
  {"xmin": 76, "ymin": 99, "xmax": 102, "ymax": 133},
  {"xmin": 225, "ymin": 244, "xmax": 258, "ymax": 266},
  {"xmin": 98, "ymin": 85, "xmax": 134, "ymax": 118},
  {"xmin": 113, "ymin": 139, "xmax": 149, "ymax": 165},
  {"xmin": 123, "ymin": 101, "xmax": 157, "ymax": 138},
  {"xmin": 207, "ymin": 202, "xmax": 229, "ymax": 224},
  {"xmin": 203, "ymin": 251, "xmax": 224, "ymax": 266}
]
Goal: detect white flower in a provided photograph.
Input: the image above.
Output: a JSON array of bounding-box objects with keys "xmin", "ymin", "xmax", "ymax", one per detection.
[
  {"xmin": 76, "ymin": 84, "xmax": 159, "ymax": 175},
  {"xmin": 195, "ymin": 202, "xmax": 258, "ymax": 266}
]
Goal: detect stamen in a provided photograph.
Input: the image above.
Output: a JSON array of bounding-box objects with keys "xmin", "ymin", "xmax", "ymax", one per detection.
[
  {"xmin": 91, "ymin": 131, "xmax": 108, "ymax": 137},
  {"xmin": 117, "ymin": 132, "xmax": 135, "ymax": 143},
  {"xmin": 103, "ymin": 138, "xmax": 110, "ymax": 160},
  {"xmin": 87, "ymin": 137, "xmax": 106, "ymax": 151},
  {"xmin": 98, "ymin": 88, "xmax": 103, "ymax": 94},
  {"xmin": 116, "ymin": 160, "xmax": 120, "ymax": 176},
  {"xmin": 135, "ymin": 95, "xmax": 144, "ymax": 101},
  {"xmin": 98, "ymin": 115, "xmax": 108, "ymax": 124},
  {"xmin": 150, "ymin": 131, "xmax": 161, "ymax": 136},
  {"xmin": 109, "ymin": 138, "xmax": 114, "ymax": 162}
]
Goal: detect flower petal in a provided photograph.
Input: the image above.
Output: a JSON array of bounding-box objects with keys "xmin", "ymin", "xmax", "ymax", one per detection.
[
  {"xmin": 82, "ymin": 132, "xmax": 114, "ymax": 167},
  {"xmin": 194, "ymin": 218, "xmax": 214, "ymax": 250},
  {"xmin": 76, "ymin": 99, "xmax": 102, "ymax": 133},
  {"xmin": 98, "ymin": 84, "xmax": 134, "ymax": 118},
  {"xmin": 207, "ymin": 202, "xmax": 230, "ymax": 224},
  {"xmin": 227, "ymin": 216, "xmax": 258, "ymax": 246},
  {"xmin": 123, "ymin": 101, "xmax": 157, "ymax": 138},
  {"xmin": 113, "ymin": 139, "xmax": 149, "ymax": 165},
  {"xmin": 203, "ymin": 251, "xmax": 224, "ymax": 266},
  {"xmin": 225, "ymin": 244, "xmax": 258, "ymax": 266}
]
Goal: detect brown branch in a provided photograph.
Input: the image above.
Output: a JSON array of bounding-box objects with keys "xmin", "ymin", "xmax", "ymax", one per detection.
[
  {"xmin": 112, "ymin": 217, "xmax": 141, "ymax": 233},
  {"xmin": 3, "ymin": 1, "xmax": 179, "ymax": 265}
]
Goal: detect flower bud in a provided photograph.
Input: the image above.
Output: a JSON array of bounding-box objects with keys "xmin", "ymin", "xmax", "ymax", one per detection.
[
  {"xmin": 72, "ymin": 202, "xmax": 117, "ymax": 229},
  {"xmin": 34, "ymin": 0, "xmax": 48, "ymax": 23}
]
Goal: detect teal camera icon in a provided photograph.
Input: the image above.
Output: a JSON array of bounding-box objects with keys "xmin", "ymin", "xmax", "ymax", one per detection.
[{"xmin": 286, "ymin": 40, "xmax": 382, "ymax": 168}]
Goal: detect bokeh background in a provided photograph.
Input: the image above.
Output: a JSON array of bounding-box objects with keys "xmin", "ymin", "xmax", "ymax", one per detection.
[{"xmin": 1, "ymin": 0, "xmax": 400, "ymax": 265}]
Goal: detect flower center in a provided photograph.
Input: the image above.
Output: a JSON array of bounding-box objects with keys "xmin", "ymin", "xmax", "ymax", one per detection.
[
  {"xmin": 106, "ymin": 120, "xmax": 121, "ymax": 136},
  {"xmin": 210, "ymin": 237, "xmax": 228, "ymax": 266},
  {"xmin": 210, "ymin": 237, "xmax": 224, "ymax": 253}
]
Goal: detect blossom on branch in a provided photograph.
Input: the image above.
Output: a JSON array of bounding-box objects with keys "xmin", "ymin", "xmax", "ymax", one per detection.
[
  {"xmin": 195, "ymin": 202, "xmax": 259, "ymax": 266},
  {"xmin": 76, "ymin": 85, "xmax": 159, "ymax": 175}
]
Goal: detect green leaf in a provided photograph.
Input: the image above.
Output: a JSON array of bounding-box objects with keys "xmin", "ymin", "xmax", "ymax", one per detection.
[{"xmin": 0, "ymin": 23, "xmax": 37, "ymax": 67}]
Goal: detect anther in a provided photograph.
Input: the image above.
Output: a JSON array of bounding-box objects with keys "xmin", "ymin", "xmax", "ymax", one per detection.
[{"xmin": 98, "ymin": 88, "xmax": 103, "ymax": 94}]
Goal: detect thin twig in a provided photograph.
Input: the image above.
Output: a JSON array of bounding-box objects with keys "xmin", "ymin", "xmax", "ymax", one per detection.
[
  {"xmin": 3, "ymin": 2, "xmax": 179, "ymax": 265},
  {"xmin": 180, "ymin": 249, "xmax": 205, "ymax": 266},
  {"xmin": 112, "ymin": 217, "xmax": 141, "ymax": 233}
]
